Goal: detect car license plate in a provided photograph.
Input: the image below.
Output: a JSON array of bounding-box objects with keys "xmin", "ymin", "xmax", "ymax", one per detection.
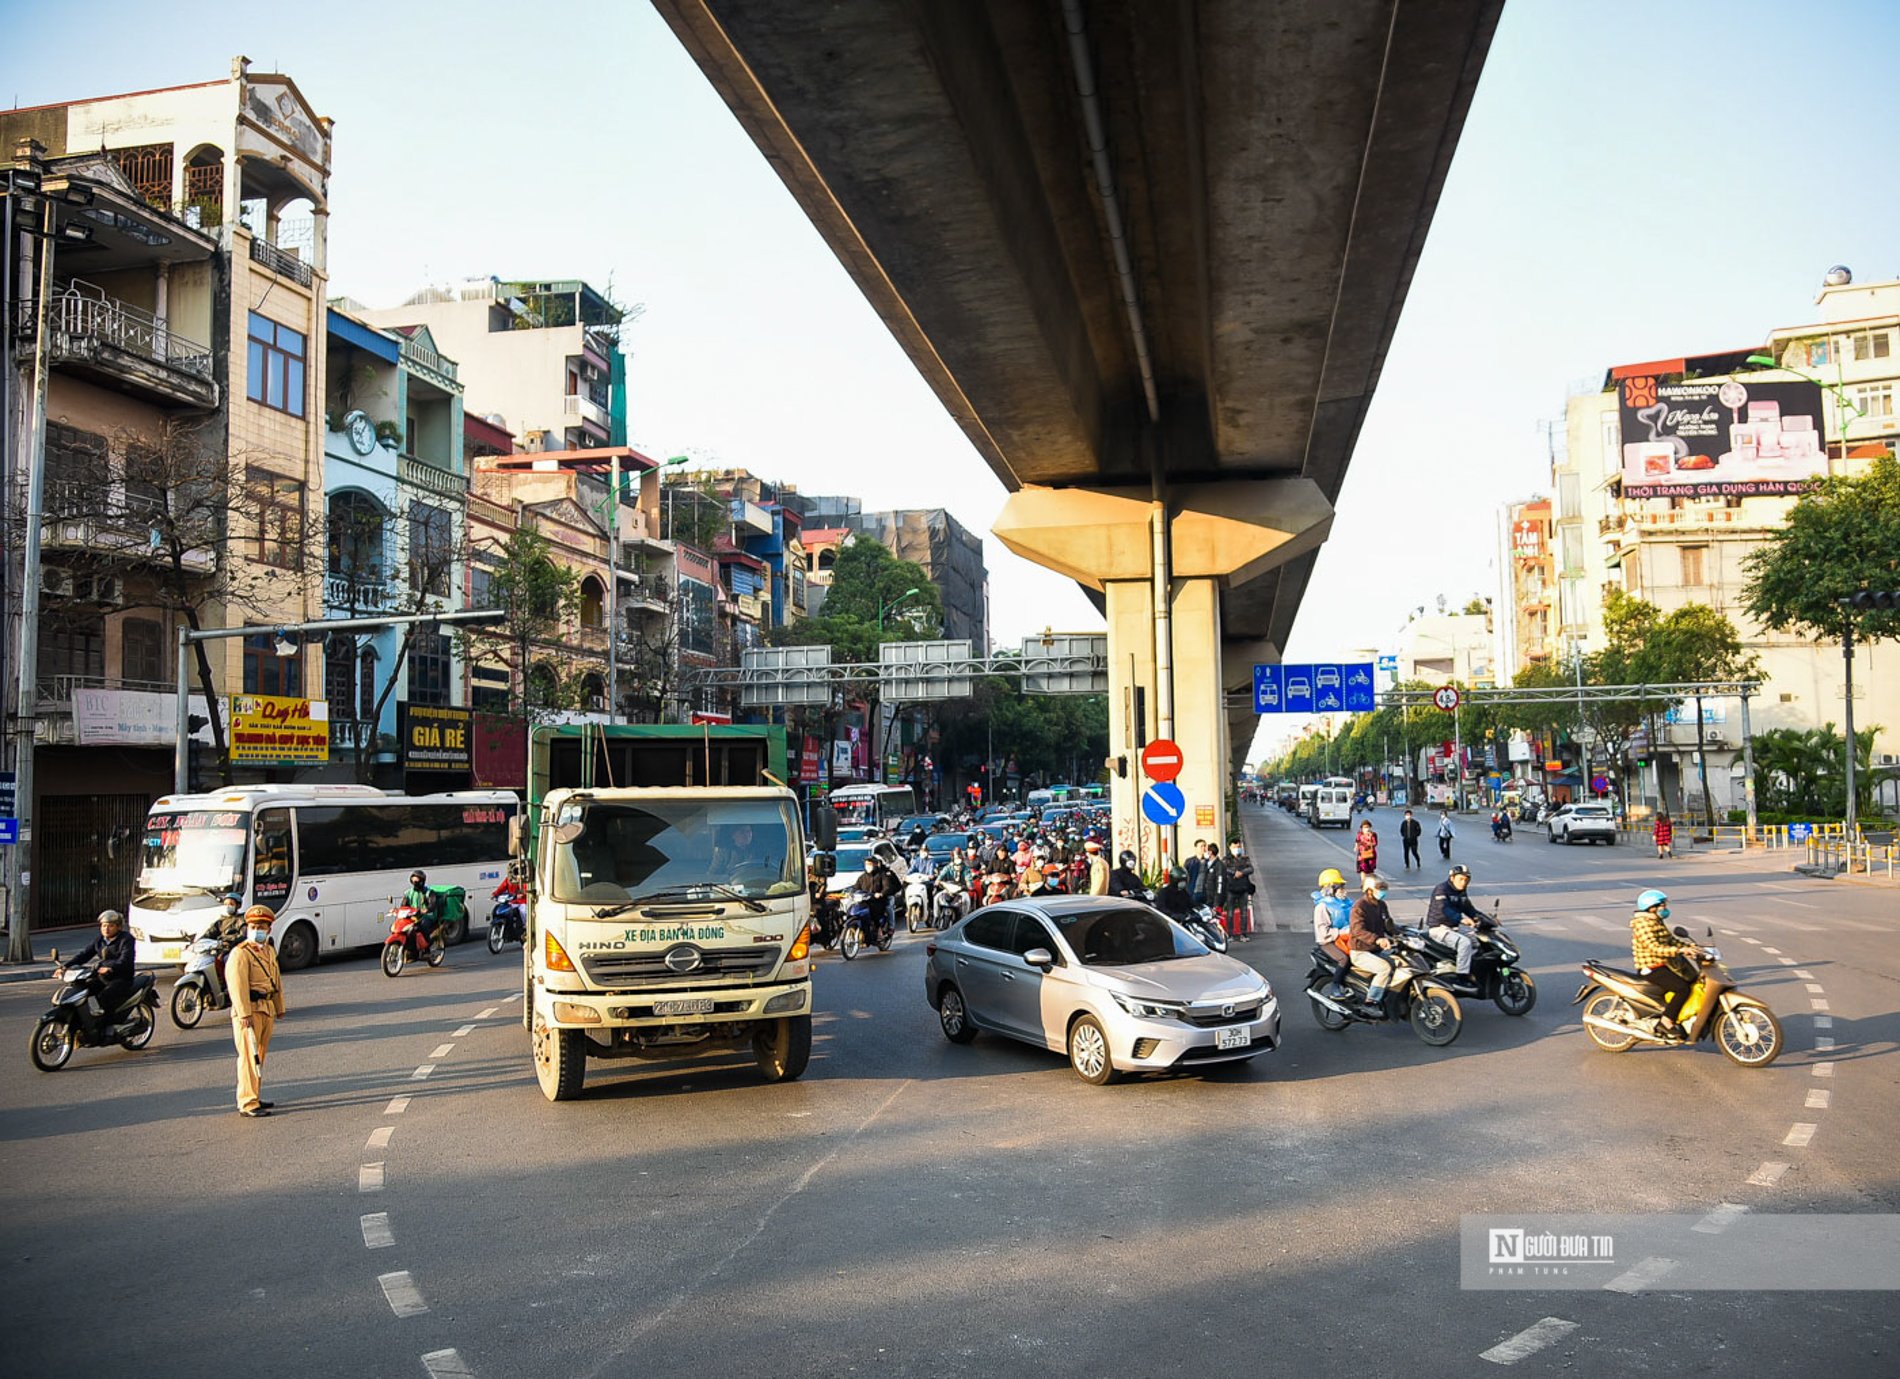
[
  {"xmin": 653, "ymin": 998, "xmax": 716, "ymax": 1017},
  {"xmin": 1215, "ymin": 1027, "xmax": 1250, "ymax": 1051},
  {"xmin": 161, "ymin": 945, "xmax": 184, "ymax": 961}
]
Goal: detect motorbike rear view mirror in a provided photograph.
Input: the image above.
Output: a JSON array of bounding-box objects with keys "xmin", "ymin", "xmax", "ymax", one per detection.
[
  {"xmin": 49, "ymin": 947, "xmax": 59, "ymax": 964},
  {"xmin": 1023, "ymin": 947, "xmax": 1055, "ymax": 970},
  {"xmin": 1672, "ymin": 926, "xmax": 1691, "ymax": 938}
]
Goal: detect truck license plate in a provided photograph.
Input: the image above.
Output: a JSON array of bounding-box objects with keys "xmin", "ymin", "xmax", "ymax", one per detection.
[
  {"xmin": 653, "ymin": 998, "xmax": 716, "ymax": 1017},
  {"xmin": 1215, "ymin": 1027, "xmax": 1250, "ymax": 1051},
  {"xmin": 161, "ymin": 945, "xmax": 184, "ymax": 961}
]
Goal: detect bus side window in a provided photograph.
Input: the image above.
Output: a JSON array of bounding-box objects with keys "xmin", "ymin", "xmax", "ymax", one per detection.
[{"xmin": 253, "ymin": 807, "xmax": 293, "ymax": 910}]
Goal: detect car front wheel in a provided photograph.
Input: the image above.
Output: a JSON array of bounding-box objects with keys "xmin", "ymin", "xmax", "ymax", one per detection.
[{"xmin": 1068, "ymin": 1014, "xmax": 1118, "ymax": 1085}]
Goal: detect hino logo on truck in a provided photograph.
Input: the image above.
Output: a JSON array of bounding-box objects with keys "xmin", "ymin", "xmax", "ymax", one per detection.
[{"xmin": 663, "ymin": 944, "xmax": 704, "ymax": 974}]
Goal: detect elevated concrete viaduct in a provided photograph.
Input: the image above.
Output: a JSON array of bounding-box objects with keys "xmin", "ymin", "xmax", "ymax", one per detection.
[{"xmin": 654, "ymin": 0, "xmax": 1503, "ymax": 861}]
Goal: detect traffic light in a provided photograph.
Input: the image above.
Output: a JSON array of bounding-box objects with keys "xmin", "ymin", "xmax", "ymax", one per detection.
[
  {"xmin": 186, "ymin": 713, "xmax": 209, "ymax": 734},
  {"xmin": 1845, "ymin": 590, "xmax": 1899, "ymax": 610}
]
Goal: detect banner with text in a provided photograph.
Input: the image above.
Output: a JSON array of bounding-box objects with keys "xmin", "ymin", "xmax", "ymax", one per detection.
[
  {"xmin": 1618, "ymin": 374, "xmax": 1826, "ymax": 498},
  {"xmin": 229, "ymin": 694, "xmax": 328, "ymax": 764},
  {"xmin": 399, "ymin": 702, "xmax": 473, "ymax": 772}
]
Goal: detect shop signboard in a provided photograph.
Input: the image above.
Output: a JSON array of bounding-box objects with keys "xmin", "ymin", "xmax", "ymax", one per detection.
[
  {"xmin": 1618, "ymin": 374, "xmax": 1826, "ymax": 498},
  {"xmin": 229, "ymin": 695, "xmax": 328, "ymax": 764}
]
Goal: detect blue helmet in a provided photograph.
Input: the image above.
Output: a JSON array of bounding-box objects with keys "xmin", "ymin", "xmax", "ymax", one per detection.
[{"xmin": 1636, "ymin": 888, "xmax": 1668, "ymax": 911}]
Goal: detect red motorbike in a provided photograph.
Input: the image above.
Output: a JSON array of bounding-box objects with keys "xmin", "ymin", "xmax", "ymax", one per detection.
[{"xmin": 381, "ymin": 903, "xmax": 445, "ymax": 977}]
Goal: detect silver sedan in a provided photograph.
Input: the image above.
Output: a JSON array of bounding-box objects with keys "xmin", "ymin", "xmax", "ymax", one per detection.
[{"xmin": 923, "ymin": 895, "xmax": 1280, "ymax": 1084}]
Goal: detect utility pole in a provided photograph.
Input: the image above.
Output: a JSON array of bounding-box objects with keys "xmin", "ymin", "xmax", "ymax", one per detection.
[
  {"xmin": 1841, "ymin": 617, "xmax": 1857, "ymax": 842},
  {"xmin": 606, "ymin": 452, "xmax": 619, "ymax": 725}
]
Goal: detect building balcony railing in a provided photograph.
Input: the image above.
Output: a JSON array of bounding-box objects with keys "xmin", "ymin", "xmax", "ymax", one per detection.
[
  {"xmin": 35, "ymin": 673, "xmax": 175, "ymax": 708},
  {"xmin": 563, "ymin": 393, "xmax": 611, "ymax": 429},
  {"xmin": 398, "ymin": 454, "xmax": 469, "ymax": 498},
  {"xmin": 249, "ymin": 236, "xmax": 314, "ymax": 287},
  {"xmin": 21, "ymin": 289, "xmax": 219, "ymax": 408},
  {"xmin": 326, "ymin": 572, "xmax": 392, "ymax": 612},
  {"xmin": 399, "ymin": 336, "xmax": 458, "ymax": 387}
]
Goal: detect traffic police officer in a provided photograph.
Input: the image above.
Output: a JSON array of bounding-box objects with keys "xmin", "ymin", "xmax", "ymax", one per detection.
[{"xmin": 227, "ymin": 905, "xmax": 287, "ymax": 1117}]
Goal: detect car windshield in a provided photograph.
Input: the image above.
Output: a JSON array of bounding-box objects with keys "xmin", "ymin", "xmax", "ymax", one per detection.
[
  {"xmin": 833, "ymin": 845, "xmax": 874, "ymax": 873},
  {"xmin": 136, "ymin": 810, "xmax": 248, "ymax": 900},
  {"xmin": 923, "ymin": 835, "xmax": 962, "ymax": 857},
  {"xmin": 1051, "ymin": 907, "xmax": 1208, "ymax": 965},
  {"xmin": 549, "ymin": 797, "xmax": 803, "ymax": 904},
  {"xmin": 1573, "ymin": 806, "xmax": 1611, "ymax": 816}
]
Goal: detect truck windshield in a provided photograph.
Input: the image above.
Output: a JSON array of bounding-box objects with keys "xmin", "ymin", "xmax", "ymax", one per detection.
[
  {"xmin": 136, "ymin": 810, "xmax": 249, "ymax": 901},
  {"xmin": 550, "ymin": 798, "xmax": 803, "ymax": 904}
]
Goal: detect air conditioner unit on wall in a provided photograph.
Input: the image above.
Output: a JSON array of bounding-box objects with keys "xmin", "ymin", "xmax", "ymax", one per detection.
[
  {"xmin": 41, "ymin": 568, "xmax": 73, "ymax": 598},
  {"xmin": 1878, "ymin": 753, "xmax": 1899, "ymax": 768}
]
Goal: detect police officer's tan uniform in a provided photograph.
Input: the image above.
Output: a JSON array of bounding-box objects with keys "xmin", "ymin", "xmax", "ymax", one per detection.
[{"xmin": 227, "ymin": 906, "xmax": 287, "ymax": 1116}]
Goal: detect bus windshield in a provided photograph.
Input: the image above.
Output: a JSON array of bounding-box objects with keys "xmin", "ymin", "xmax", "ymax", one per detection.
[
  {"xmin": 550, "ymin": 798, "xmax": 804, "ymax": 905},
  {"xmin": 136, "ymin": 810, "xmax": 248, "ymax": 905}
]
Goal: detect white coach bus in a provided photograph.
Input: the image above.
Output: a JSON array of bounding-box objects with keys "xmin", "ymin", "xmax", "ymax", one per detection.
[{"xmin": 128, "ymin": 784, "xmax": 518, "ymax": 970}]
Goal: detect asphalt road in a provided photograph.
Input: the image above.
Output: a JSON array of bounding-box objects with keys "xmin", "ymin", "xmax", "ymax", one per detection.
[{"xmin": 1, "ymin": 806, "xmax": 1894, "ymax": 1378}]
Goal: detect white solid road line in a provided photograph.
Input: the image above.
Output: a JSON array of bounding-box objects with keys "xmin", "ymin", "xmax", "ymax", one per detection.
[
  {"xmin": 1807, "ymin": 1089, "xmax": 1832, "ymax": 1110},
  {"xmin": 378, "ymin": 1270, "xmax": 429, "ymax": 1318},
  {"xmin": 385, "ymin": 1095, "xmax": 411, "ymax": 1115},
  {"xmin": 358, "ymin": 1162, "xmax": 385, "ymax": 1193},
  {"xmin": 1605, "ymin": 1257, "xmax": 1678, "ymax": 1293},
  {"xmin": 1692, "ymin": 1203, "xmax": 1749, "ymax": 1235},
  {"xmin": 1783, "ymin": 1124, "xmax": 1818, "ymax": 1148},
  {"xmin": 453, "ymin": 1024, "xmax": 476, "ymax": 1037},
  {"xmin": 367, "ymin": 1125, "xmax": 394, "ymax": 1150},
  {"xmin": 476, "ymin": 1007, "xmax": 498, "ymax": 1019},
  {"xmin": 422, "ymin": 1349, "xmax": 476, "ymax": 1379},
  {"xmin": 412, "ymin": 1064, "xmax": 435, "ymax": 1080},
  {"xmin": 1481, "ymin": 1317, "xmax": 1579, "ymax": 1366},
  {"xmin": 360, "ymin": 1212, "xmax": 394, "ymax": 1249},
  {"xmin": 1747, "ymin": 1162, "xmax": 1790, "ymax": 1186},
  {"xmin": 430, "ymin": 1043, "xmax": 455, "ymax": 1059}
]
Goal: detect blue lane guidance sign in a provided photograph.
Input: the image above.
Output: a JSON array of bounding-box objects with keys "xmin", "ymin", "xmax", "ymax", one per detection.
[
  {"xmin": 1253, "ymin": 663, "xmax": 1375, "ymax": 714},
  {"xmin": 1141, "ymin": 781, "xmax": 1186, "ymax": 825}
]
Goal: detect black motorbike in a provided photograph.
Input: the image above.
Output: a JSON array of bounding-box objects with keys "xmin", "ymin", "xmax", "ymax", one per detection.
[
  {"xmin": 31, "ymin": 957, "xmax": 160, "ymax": 1071},
  {"xmin": 170, "ymin": 923, "xmax": 234, "ymax": 1028},
  {"xmin": 1398, "ymin": 901, "xmax": 1537, "ymax": 1016},
  {"xmin": 1302, "ymin": 937, "xmax": 1464, "ymax": 1045},
  {"xmin": 487, "ymin": 880, "xmax": 528, "ymax": 955},
  {"xmin": 838, "ymin": 895, "xmax": 896, "ymax": 960},
  {"xmin": 810, "ymin": 889, "xmax": 844, "ymax": 950}
]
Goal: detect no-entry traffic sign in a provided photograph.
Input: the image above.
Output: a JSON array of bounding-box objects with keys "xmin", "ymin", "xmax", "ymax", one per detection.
[
  {"xmin": 1140, "ymin": 738, "xmax": 1183, "ymax": 782},
  {"xmin": 1433, "ymin": 685, "xmax": 1461, "ymax": 712}
]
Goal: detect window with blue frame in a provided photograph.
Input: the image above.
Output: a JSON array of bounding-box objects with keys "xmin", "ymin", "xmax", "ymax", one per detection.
[{"xmin": 246, "ymin": 311, "xmax": 306, "ymax": 417}]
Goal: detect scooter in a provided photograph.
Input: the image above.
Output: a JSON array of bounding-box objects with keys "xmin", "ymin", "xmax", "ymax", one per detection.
[
  {"xmin": 837, "ymin": 896, "xmax": 895, "ymax": 961},
  {"xmin": 1303, "ymin": 937, "xmax": 1464, "ymax": 1045},
  {"xmin": 30, "ymin": 957, "xmax": 160, "ymax": 1071},
  {"xmin": 1400, "ymin": 899, "xmax": 1537, "ymax": 1016},
  {"xmin": 904, "ymin": 871, "xmax": 936, "ymax": 933},
  {"xmin": 170, "ymin": 923, "xmax": 234, "ymax": 1028},
  {"xmin": 382, "ymin": 903, "xmax": 446, "ymax": 977},
  {"xmin": 981, "ymin": 870, "xmax": 1015, "ymax": 909},
  {"xmin": 1491, "ymin": 817, "xmax": 1514, "ymax": 843},
  {"xmin": 1181, "ymin": 902, "xmax": 1230, "ymax": 954},
  {"xmin": 487, "ymin": 878, "xmax": 528, "ymax": 954},
  {"xmin": 933, "ymin": 880, "xmax": 970, "ymax": 931},
  {"xmin": 1574, "ymin": 926, "xmax": 1782, "ymax": 1067}
]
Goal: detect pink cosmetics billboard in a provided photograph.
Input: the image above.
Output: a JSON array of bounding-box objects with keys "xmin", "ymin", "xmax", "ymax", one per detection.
[{"xmin": 1618, "ymin": 374, "xmax": 1827, "ymax": 498}]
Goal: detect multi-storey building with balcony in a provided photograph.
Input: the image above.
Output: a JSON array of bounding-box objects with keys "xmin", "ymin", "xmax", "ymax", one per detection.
[
  {"xmin": 319, "ymin": 306, "xmax": 468, "ymax": 781},
  {"xmin": 3, "ymin": 59, "xmax": 332, "ymax": 925},
  {"xmin": 1495, "ymin": 497, "xmax": 1555, "ymax": 682},
  {"xmin": 360, "ymin": 278, "xmax": 626, "ymax": 455},
  {"xmin": 1561, "ymin": 270, "xmax": 1900, "ymax": 815},
  {"xmin": 800, "ymin": 493, "xmax": 991, "ymax": 651}
]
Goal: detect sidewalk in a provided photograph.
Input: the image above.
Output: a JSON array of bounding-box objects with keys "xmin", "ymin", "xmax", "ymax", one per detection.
[{"xmin": 0, "ymin": 924, "xmax": 103, "ymax": 984}]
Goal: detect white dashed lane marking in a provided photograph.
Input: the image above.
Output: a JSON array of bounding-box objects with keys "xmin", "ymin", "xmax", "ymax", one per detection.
[
  {"xmin": 430, "ymin": 1043, "xmax": 455, "ymax": 1059},
  {"xmin": 1807, "ymin": 1089, "xmax": 1831, "ymax": 1110},
  {"xmin": 1794, "ymin": 969, "xmax": 1814, "ymax": 979},
  {"xmin": 453, "ymin": 1024, "xmax": 476, "ymax": 1037},
  {"xmin": 1747, "ymin": 1162, "xmax": 1790, "ymax": 1186},
  {"xmin": 1693, "ymin": 1203, "xmax": 1748, "ymax": 1235},
  {"xmin": 1742, "ymin": 937, "xmax": 1763, "ymax": 946},
  {"xmin": 1776, "ymin": 958, "xmax": 1796, "ymax": 966},
  {"xmin": 1813, "ymin": 1062, "xmax": 1834, "ymax": 1078},
  {"xmin": 1783, "ymin": 1124, "xmax": 1818, "ymax": 1148},
  {"xmin": 1816, "ymin": 1036, "xmax": 1835, "ymax": 1050},
  {"xmin": 475, "ymin": 1007, "xmax": 498, "ymax": 1019},
  {"xmin": 412, "ymin": 1065, "xmax": 435, "ymax": 1081},
  {"xmin": 1762, "ymin": 947, "xmax": 1782, "ymax": 955},
  {"xmin": 1775, "ymin": 899, "xmax": 1820, "ymax": 910},
  {"xmin": 385, "ymin": 1095, "xmax": 411, "ymax": 1115},
  {"xmin": 1605, "ymin": 1257, "xmax": 1678, "ymax": 1293},
  {"xmin": 422, "ymin": 1349, "xmax": 476, "ymax": 1379},
  {"xmin": 1811, "ymin": 999, "xmax": 1830, "ymax": 1011},
  {"xmin": 1481, "ymin": 1318, "xmax": 1579, "ymax": 1366},
  {"xmin": 360, "ymin": 1212, "xmax": 394, "ymax": 1249},
  {"xmin": 1805, "ymin": 984, "xmax": 1825, "ymax": 994},
  {"xmin": 359, "ymin": 1162, "xmax": 385, "ymax": 1193},
  {"xmin": 367, "ymin": 1125, "xmax": 394, "ymax": 1150},
  {"xmin": 378, "ymin": 1270, "xmax": 429, "ymax": 1318}
]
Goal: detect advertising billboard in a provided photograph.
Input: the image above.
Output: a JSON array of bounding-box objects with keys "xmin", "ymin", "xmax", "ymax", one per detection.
[
  {"xmin": 229, "ymin": 694, "xmax": 329, "ymax": 764},
  {"xmin": 1618, "ymin": 374, "xmax": 1827, "ymax": 498},
  {"xmin": 399, "ymin": 702, "xmax": 472, "ymax": 772}
]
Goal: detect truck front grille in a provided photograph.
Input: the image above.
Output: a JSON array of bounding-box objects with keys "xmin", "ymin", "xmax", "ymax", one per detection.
[{"xmin": 580, "ymin": 946, "xmax": 780, "ymax": 987}]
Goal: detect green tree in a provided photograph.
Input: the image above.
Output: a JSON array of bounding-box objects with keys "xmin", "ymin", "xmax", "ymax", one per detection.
[
  {"xmin": 772, "ymin": 537, "xmax": 943, "ymax": 664},
  {"xmin": 1744, "ymin": 455, "xmax": 1900, "ymax": 647},
  {"xmin": 459, "ymin": 527, "xmax": 580, "ymax": 714}
]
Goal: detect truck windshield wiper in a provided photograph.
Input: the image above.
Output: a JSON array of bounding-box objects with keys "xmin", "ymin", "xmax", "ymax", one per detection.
[{"xmin": 612, "ymin": 885, "xmax": 767, "ymax": 914}]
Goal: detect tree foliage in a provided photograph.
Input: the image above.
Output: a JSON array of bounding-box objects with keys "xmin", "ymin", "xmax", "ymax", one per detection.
[
  {"xmin": 1753, "ymin": 724, "xmax": 1881, "ymax": 816},
  {"xmin": 771, "ymin": 536, "xmax": 942, "ymax": 666},
  {"xmin": 458, "ymin": 526, "xmax": 579, "ymax": 714},
  {"xmin": 1744, "ymin": 455, "xmax": 1900, "ymax": 645}
]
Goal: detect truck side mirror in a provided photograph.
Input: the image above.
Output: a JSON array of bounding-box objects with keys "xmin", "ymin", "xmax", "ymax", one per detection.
[
  {"xmin": 811, "ymin": 852, "xmax": 837, "ymax": 879},
  {"xmin": 508, "ymin": 815, "xmax": 524, "ymax": 858},
  {"xmin": 812, "ymin": 806, "xmax": 838, "ymax": 852}
]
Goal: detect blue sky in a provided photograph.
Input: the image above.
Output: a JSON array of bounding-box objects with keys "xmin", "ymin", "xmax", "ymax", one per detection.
[{"xmin": 10, "ymin": 0, "xmax": 1897, "ymax": 759}]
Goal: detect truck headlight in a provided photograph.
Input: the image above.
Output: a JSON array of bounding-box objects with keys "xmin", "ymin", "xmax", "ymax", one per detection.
[
  {"xmin": 763, "ymin": 990, "xmax": 806, "ymax": 1014},
  {"xmin": 552, "ymin": 1001, "xmax": 600, "ymax": 1024}
]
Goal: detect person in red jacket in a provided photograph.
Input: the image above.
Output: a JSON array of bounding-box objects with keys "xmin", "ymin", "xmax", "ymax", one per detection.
[
  {"xmin": 1353, "ymin": 819, "xmax": 1379, "ymax": 875},
  {"xmin": 1653, "ymin": 812, "xmax": 1675, "ymax": 859}
]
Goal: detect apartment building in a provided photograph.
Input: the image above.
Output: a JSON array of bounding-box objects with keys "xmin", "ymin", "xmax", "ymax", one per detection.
[
  {"xmin": 800, "ymin": 494, "xmax": 991, "ymax": 651},
  {"xmin": 359, "ymin": 278, "xmax": 627, "ymax": 455},
  {"xmin": 3, "ymin": 60, "xmax": 332, "ymax": 925},
  {"xmin": 1494, "ymin": 497, "xmax": 1555, "ymax": 682}
]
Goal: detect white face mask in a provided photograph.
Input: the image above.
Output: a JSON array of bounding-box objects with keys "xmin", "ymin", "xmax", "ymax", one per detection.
[{"xmin": 247, "ymin": 927, "xmax": 270, "ymax": 944}]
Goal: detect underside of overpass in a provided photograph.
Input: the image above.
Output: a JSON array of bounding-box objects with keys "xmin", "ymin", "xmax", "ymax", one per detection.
[{"xmin": 655, "ymin": 0, "xmax": 1503, "ymax": 855}]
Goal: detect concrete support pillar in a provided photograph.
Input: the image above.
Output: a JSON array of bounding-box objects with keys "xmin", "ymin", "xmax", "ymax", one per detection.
[{"xmin": 994, "ymin": 477, "xmax": 1332, "ymax": 867}]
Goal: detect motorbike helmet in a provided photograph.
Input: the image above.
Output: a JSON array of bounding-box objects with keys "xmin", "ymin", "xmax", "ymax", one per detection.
[
  {"xmin": 1449, "ymin": 864, "xmax": 1469, "ymax": 878},
  {"xmin": 221, "ymin": 892, "xmax": 243, "ymax": 908},
  {"xmin": 1167, "ymin": 865, "xmax": 1187, "ymax": 883},
  {"xmin": 1636, "ymin": 888, "xmax": 1668, "ymax": 912},
  {"xmin": 1118, "ymin": 850, "xmax": 1136, "ymax": 868},
  {"xmin": 1317, "ymin": 867, "xmax": 1346, "ymax": 887},
  {"xmin": 410, "ymin": 870, "xmax": 427, "ymax": 887}
]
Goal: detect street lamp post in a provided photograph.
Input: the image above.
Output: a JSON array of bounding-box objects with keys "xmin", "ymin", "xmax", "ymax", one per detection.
[
  {"xmin": 877, "ymin": 585, "xmax": 922, "ymax": 631},
  {"xmin": 872, "ymin": 587, "xmax": 923, "ymax": 786}
]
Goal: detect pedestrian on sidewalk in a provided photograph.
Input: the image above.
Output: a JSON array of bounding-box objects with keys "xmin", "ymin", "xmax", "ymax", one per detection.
[
  {"xmin": 1653, "ymin": 812, "xmax": 1675, "ymax": 860},
  {"xmin": 1354, "ymin": 818, "xmax": 1380, "ymax": 876},
  {"xmin": 227, "ymin": 906, "xmax": 286, "ymax": 1118},
  {"xmin": 1436, "ymin": 808, "xmax": 1456, "ymax": 860},
  {"xmin": 1223, "ymin": 842, "xmax": 1256, "ymax": 939},
  {"xmin": 1399, "ymin": 808, "xmax": 1422, "ymax": 869}
]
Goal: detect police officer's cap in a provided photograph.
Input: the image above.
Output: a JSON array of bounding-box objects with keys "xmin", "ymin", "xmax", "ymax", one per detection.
[{"xmin": 243, "ymin": 906, "xmax": 276, "ymax": 926}]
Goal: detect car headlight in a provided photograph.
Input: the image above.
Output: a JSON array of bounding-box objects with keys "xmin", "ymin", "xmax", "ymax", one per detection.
[{"xmin": 1111, "ymin": 993, "xmax": 1188, "ymax": 1021}]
